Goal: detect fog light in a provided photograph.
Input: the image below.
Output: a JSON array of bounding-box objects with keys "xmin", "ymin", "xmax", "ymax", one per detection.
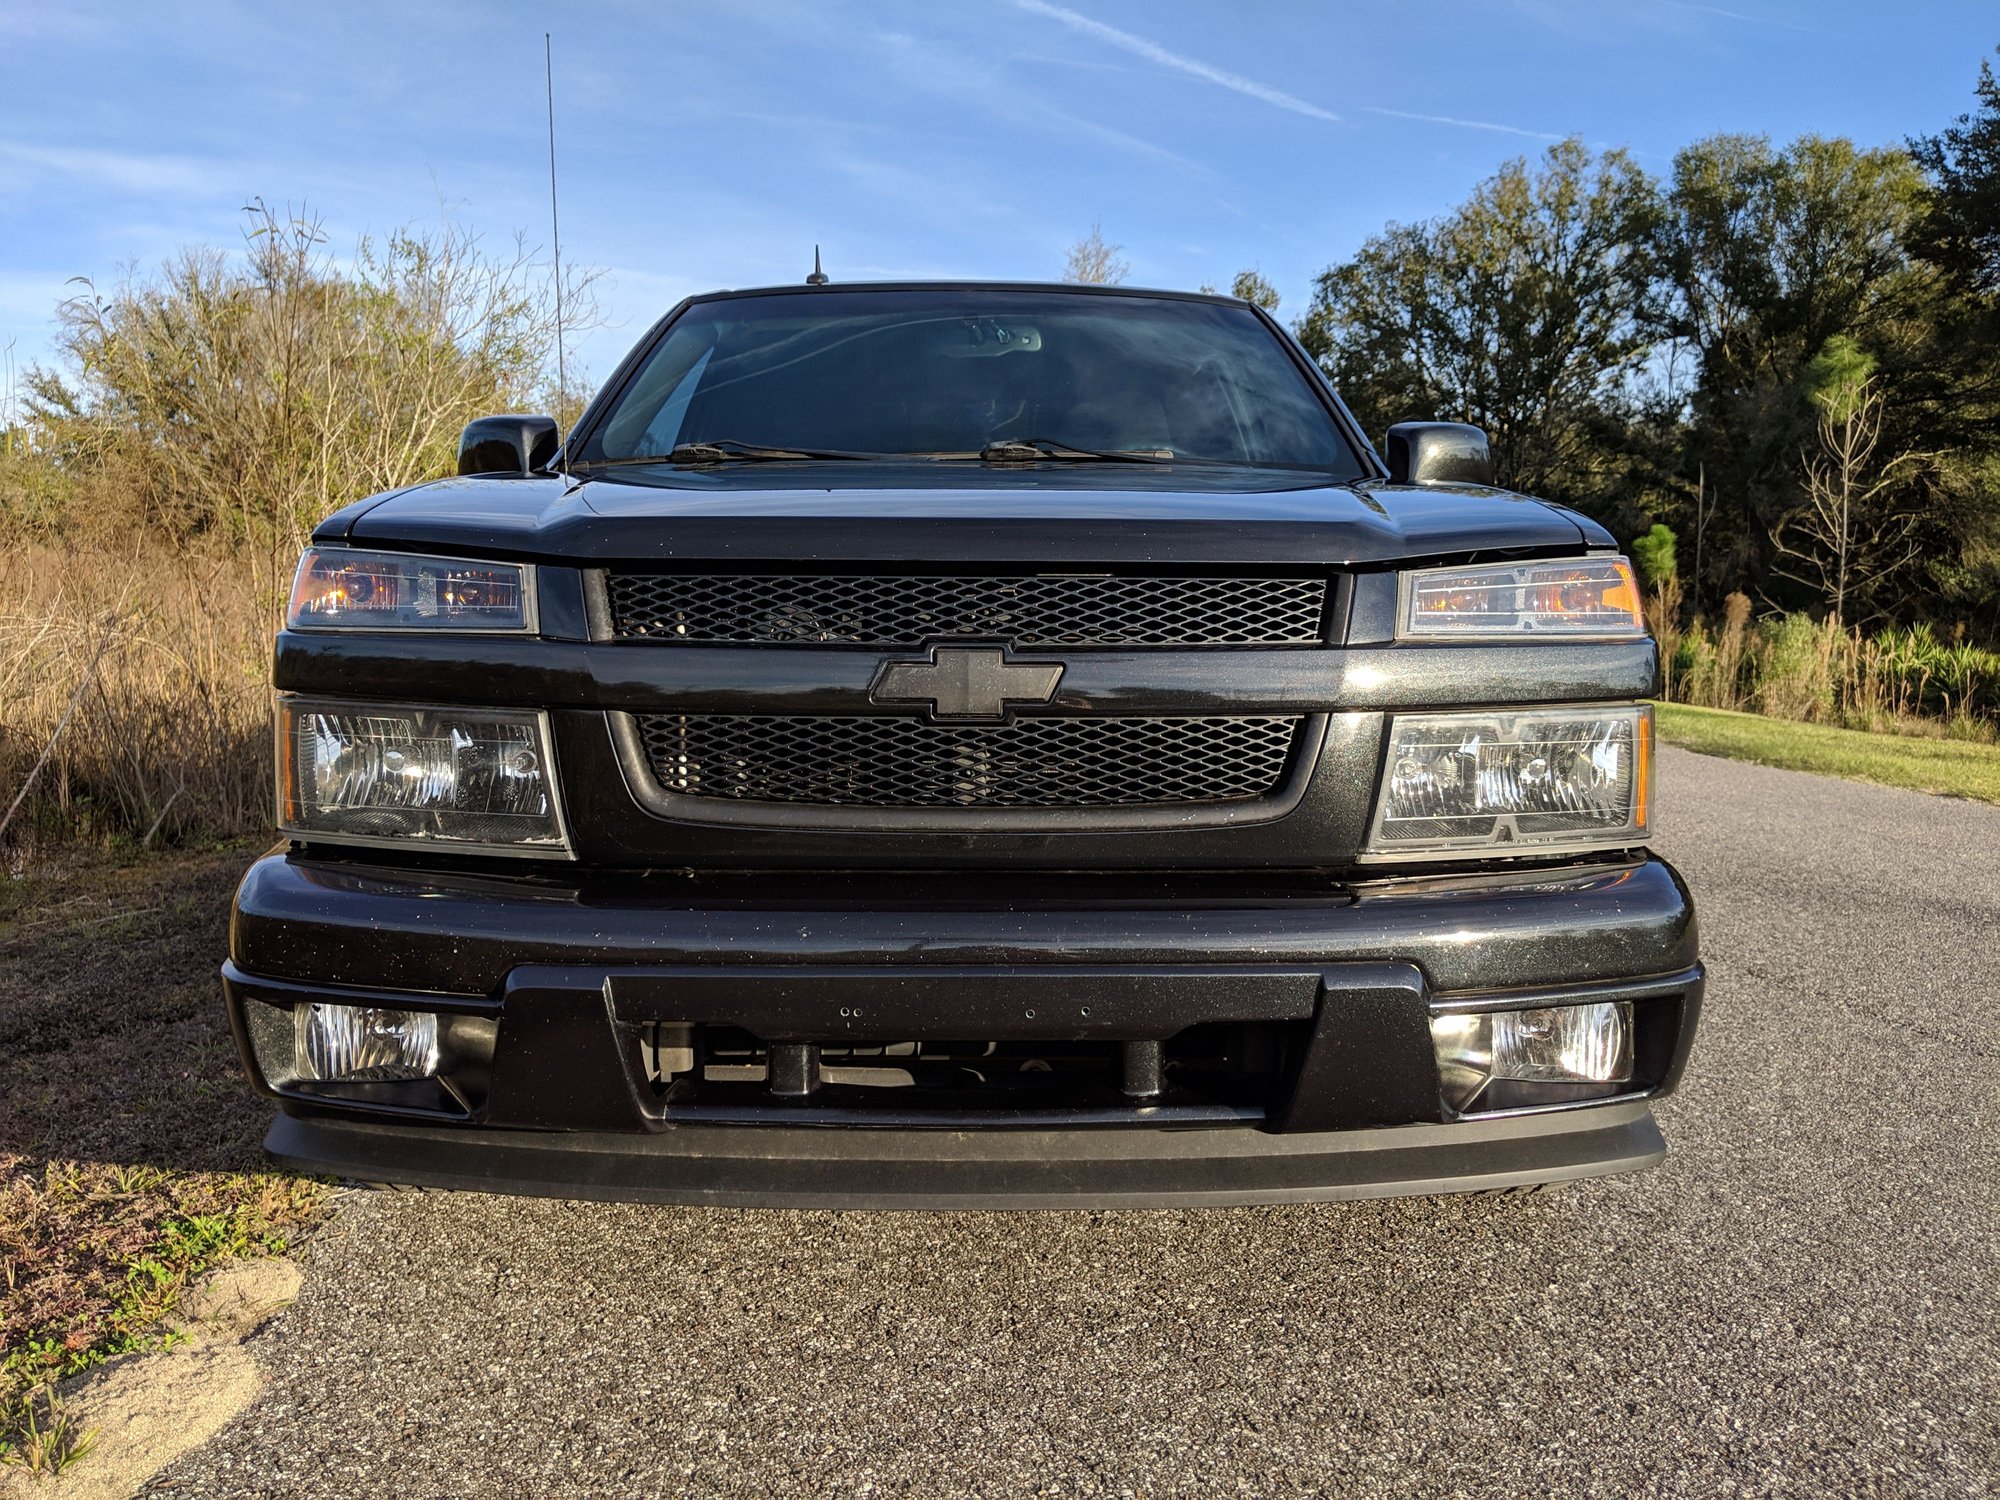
[
  {"xmin": 1432, "ymin": 1001, "xmax": 1633, "ymax": 1112},
  {"xmin": 294, "ymin": 1003, "xmax": 439, "ymax": 1082}
]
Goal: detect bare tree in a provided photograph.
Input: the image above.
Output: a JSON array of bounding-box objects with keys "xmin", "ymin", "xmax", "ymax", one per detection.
[
  {"xmin": 1773, "ymin": 340, "xmax": 1932, "ymax": 627},
  {"xmin": 1063, "ymin": 221, "xmax": 1129, "ymax": 285}
]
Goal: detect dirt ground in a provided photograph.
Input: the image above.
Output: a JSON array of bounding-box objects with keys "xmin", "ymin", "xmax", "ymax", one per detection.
[{"xmin": 0, "ymin": 844, "xmax": 324, "ymax": 1484}]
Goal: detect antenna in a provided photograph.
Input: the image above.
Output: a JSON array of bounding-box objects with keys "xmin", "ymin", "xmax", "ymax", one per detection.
[
  {"xmin": 806, "ymin": 245, "xmax": 828, "ymax": 286},
  {"xmin": 545, "ymin": 32, "xmax": 569, "ymax": 477}
]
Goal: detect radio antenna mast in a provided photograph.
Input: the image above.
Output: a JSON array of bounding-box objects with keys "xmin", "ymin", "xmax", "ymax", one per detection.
[{"xmin": 545, "ymin": 32, "xmax": 569, "ymax": 477}]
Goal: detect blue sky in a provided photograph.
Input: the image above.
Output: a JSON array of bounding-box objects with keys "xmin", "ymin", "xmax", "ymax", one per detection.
[{"xmin": 1, "ymin": 1, "xmax": 1993, "ymax": 390}]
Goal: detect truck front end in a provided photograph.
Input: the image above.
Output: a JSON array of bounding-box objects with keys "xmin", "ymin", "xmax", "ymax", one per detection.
[{"xmin": 225, "ymin": 283, "xmax": 1699, "ymax": 1207}]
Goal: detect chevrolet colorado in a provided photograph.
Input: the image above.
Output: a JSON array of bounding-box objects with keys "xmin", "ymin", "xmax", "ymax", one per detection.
[{"xmin": 224, "ymin": 281, "xmax": 1701, "ymax": 1207}]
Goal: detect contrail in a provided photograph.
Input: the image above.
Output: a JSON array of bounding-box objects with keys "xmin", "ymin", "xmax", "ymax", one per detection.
[
  {"xmin": 1361, "ymin": 105, "xmax": 1565, "ymax": 142},
  {"xmin": 1009, "ymin": 0, "xmax": 1341, "ymax": 123}
]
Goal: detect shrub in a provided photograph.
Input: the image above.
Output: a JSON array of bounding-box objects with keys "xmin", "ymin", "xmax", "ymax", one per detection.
[
  {"xmin": 1659, "ymin": 602, "xmax": 1998, "ymax": 740},
  {"xmin": 9, "ymin": 202, "xmax": 593, "ymax": 573},
  {"xmin": 1, "ymin": 203, "xmax": 596, "ymax": 856},
  {"xmin": 1754, "ymin": 613, "xmax": 1838, "ymax": 721}
]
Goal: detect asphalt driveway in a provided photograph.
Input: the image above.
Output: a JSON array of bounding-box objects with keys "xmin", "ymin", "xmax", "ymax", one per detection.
[{"xmin": 148, "ymin": 747, "xmax": 1999, "ymax": 1498}]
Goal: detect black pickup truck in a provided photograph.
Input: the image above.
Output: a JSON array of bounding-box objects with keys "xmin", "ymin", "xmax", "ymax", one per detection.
[{"xmin": 225, "ymin": 281, "xmax": 1701, "ymax": 1207}]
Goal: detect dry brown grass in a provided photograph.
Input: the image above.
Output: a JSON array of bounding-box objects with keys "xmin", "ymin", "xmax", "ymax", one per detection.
[{"xmin": 0, "ymin": 546, "xmax": 275, "ymax": 860}]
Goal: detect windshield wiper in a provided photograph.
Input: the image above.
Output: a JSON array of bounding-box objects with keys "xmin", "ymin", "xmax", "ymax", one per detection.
[
  {"xmin": 580, "ymin": 440, "xmax": 883, "ymax": 467},
  {"xmin": 973, "ymin": 438, "xmax": 1177, "ymax": 464}
]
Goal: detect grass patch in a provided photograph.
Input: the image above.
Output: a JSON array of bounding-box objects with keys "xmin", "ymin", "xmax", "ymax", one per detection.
[
  {"xmin": 0, "ymin": 844, "xmax": 328, "ymax": 1464},
  {"xmin": 1656, "ymin": 702, "xmax": 2000, "ymax": 804}
]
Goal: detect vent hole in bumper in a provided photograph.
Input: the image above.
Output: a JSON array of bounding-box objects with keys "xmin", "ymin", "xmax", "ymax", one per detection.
[{"xmin": 641, "ymin": 1022, "xmax": 1304, "ymax": 1124}]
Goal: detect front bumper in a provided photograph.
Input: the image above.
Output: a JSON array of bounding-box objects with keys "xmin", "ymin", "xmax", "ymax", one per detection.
[
  {"xmin": 264, "ymin": 1102, "xmax": 1668, "ymax": 1210},
  {"xmin": 226, "ymin": 851, "xmax": 1701, "ymax": 1208}
]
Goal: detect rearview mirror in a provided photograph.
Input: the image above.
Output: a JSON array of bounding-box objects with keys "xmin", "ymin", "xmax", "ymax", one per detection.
[
  {"xmin": 458, "ymin": 415, "xmax": 560, "ymax": 477},
  {"xmin": 1384, "ymin": 422, "xmax": 1493, "ymax": 488}
]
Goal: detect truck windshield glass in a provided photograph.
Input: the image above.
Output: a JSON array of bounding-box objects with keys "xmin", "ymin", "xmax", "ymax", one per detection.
[{"xmin": 577, "ymin": 289, "xmax": 1362, "ymax": 474}]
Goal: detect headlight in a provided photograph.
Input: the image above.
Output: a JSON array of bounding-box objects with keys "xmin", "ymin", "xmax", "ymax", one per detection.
[
  {"xmin": 1399, "ymin": 556, "xmax": 1643, "ymax": 639},
  {"xmin": 1364, "ymin": 704, "xmax": 1651, "ymax": 858},
  {"xmin": 287, "ymin": 547, "xmax": 534, "ymax": 632},
  {"xmin": 277, "ymin": 697, "xmax": 570, "ymax": 856}
]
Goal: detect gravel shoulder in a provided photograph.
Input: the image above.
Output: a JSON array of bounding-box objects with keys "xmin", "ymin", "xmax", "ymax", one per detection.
[{"xmin": 147, "ymin": 749, "xmax": 2000, "ymax": 1498}]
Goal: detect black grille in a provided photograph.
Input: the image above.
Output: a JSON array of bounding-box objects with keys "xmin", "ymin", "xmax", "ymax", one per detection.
[
  {"xmin": 633, "ymin": 715, "xmax": 1300, "ymax": 808},
  {"xmin": 605, "ymin": 573, "xmax": 1327, "ymax": 647}
]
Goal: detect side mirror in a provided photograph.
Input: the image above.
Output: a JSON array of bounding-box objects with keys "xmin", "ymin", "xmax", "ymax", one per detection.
[
  {"xmin": 458, "ymin": 414, "xmax": 560, "ymax": 477},
  {"xmin": 1384, "ymin": 421, "xmax": 1493, "ymax": 488}
]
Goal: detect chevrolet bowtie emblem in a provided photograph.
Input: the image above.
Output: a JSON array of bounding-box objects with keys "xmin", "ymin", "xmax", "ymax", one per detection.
[{"xmin": 870, "ymin": 646, "xmax": 1065, "ymax": 721}]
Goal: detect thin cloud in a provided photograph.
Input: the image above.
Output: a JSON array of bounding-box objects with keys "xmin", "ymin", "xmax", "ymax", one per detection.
[
  {"xmin": 1008, "ymin": 0, "xmax": 1340, "ymax": 124},
  {"xmin": 824, "ymin": 152, "xmax": 1016, "ymax": 225},
  {"xmin": 876, "ymin": 31, "xmax": 1210, "ymax": 178},
  {"xmin": 0, "ymin": 143, "xmax": 235, "ymax": 197},
  {"xmin": 1650, "ymin": 0, "xmax": 1812, "ymax": 31},
  {"xmin": 1360, "ymin": 106, "xmax": 1565, "ymax": 143}
]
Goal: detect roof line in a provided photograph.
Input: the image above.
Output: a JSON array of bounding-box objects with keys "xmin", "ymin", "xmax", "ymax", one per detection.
[{"xmin": 682, "ymin": 280, "xmax": 1250, "ymax": 306}]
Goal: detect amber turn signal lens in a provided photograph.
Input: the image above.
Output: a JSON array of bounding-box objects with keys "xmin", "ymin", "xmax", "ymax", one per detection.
[
  {"xmin": 1635, "ymin": 705, "xmax": 1653, "ymax": 831},
  {"xmin": 287, "ymin": 547, "xmax": 533, "ymax": 632},
  {"xmin": 1400, "ymin": 556, "xmax": 1647, "ymax": 639}
]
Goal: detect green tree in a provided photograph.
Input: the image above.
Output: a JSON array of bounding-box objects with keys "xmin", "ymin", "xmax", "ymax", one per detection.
[
  {"xmin": 1296, "ymin": 138, "xmax": 1659, "ymax": 501},
  {"xmin": 1230, "ymin": 269, "xmax": 1280, "ymax": 310},
  {"xmin": 1647, "ymin": 134, "xmax": 1931, "ymax": 603},
  {"xmin": 1631, "ymin": 523, "xmax": 1678, "ymax": 589},
  {"xmin": 1198, "ymin": 269, "xmax": 1280, "ymax": 309},
  {"xmin": 1910, "ymin": 50, "xmax": 2000, "ymax": 295},
  {"xmin": 1906, "ymin": 49, "xmax": 2000, "ymax": 634}
]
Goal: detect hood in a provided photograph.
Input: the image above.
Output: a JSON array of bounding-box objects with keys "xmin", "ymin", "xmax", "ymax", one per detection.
[{"xmin": 330, "ymin": 462, "xmax": 1601, "ymax": 567}]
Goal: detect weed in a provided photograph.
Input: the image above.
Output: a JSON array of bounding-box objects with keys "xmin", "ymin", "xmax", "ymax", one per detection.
[
  {"xmin": 0, "ymin": 546, "xmax": 273, "ymax": 858},
  {"xmin": 0, "ymin": 1389, "xmax": 99, "ymax": 1477}
]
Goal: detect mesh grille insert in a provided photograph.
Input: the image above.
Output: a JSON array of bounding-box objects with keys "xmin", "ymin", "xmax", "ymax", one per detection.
[
  {"xmin": 633, "ymin": 715, "xmax": 1301, "ymax": 808},
  {"xmin": 605, "ymin": 573, "xmax": 1328, "ymax": 647}
]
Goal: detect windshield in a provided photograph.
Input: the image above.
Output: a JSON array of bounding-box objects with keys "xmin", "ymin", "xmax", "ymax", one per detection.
[{"xmin": 575, "ymin": 289, "xmax": 1362, "ymax": 474}]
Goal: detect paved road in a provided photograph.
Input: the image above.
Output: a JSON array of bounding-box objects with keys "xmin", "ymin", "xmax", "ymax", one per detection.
[{"xmin": 151, "ymin": 749, "xmax": 1999, "ymax": 1498}]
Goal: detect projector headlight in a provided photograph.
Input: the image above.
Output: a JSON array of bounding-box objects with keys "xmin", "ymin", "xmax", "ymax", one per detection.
[
  {"xmin": 1364, "ymin": 704, "xmax": 1651, "ymax": 859},
  {"xmin": 277, "ymin": 697, "xmax": 570, "ymax": 856},
  {"xmin": 287, "ymin": 546, "xmax": 534, "ymax": 632},
  {"xmin": 1399, "ymin": 556, "xmax": 1644, "ymax": 639}
]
